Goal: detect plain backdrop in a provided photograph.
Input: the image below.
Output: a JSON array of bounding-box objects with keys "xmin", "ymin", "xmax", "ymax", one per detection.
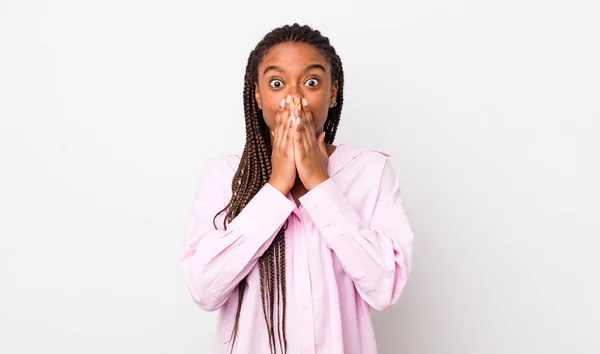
[{"xmin": 1, "ymin": 0, "xmax": 599, "ymax": 353}]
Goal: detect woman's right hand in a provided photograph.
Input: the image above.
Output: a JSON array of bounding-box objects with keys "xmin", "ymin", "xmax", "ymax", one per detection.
[{"xmin": 268, "ymin": 94, "xmax": 297, "ymax": 195}]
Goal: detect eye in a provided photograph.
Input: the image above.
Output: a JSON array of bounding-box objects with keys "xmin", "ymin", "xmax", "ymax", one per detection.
[
  {"xmin": 305, "ymin": 78, "xmax": 319, "ymax": 87},
  {"xmin": 269, "ymin": 79, "xmax": 283, "ymax": 89}
]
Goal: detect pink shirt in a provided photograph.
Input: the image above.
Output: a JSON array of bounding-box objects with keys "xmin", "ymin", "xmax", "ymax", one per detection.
[{"xmin": 180, "ymin": 143, "xmax": 414, "ymax": 354}]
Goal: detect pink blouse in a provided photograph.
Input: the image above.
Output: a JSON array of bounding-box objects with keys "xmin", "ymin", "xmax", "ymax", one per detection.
[{"xmin": 180, "ymin": 143, "xmax": 414, "ymax": 354}]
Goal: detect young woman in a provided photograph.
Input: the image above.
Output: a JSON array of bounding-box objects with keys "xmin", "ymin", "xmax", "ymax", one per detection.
[{"xmin": 180, "ymin": 23, "xmax": 414, "ymax": 354}]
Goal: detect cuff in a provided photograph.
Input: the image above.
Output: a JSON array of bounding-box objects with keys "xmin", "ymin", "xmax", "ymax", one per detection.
[
  {"xmin": 299, "ymin": 178, "xmax": 360, "ymax": 247},
  {"xmin": 232, "ymin": 182, "xmax": 296, "ymax": 243}
]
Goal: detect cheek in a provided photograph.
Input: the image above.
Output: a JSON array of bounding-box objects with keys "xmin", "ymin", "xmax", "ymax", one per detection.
[
  {"xmin": 261, "ymin": 101, "xmax": 281, "ymax": 130},
  {"xmin": 307, "ymin": 98, "xmax": 329, "ymax": 133},
  {"xmin": 313, "ymin": 116, "xmax": 327, "ymax": 134},
  {"xmin": 263, "ymin": 114, "xmax": 275, "ymax": 131}
]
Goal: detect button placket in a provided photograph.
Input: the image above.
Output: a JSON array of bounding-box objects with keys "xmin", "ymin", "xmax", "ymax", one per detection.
[{"xmin": 296, "ymin": 215, "xmax": 315, "ymax": 354}]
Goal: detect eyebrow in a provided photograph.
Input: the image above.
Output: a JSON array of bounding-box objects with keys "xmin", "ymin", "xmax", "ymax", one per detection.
[{"xmin": 263, "ymin": 64, "xmax": 327, "ymax": 76}]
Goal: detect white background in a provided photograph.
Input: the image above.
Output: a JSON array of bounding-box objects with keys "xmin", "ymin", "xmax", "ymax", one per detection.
[{"xmin": 1, "ymin": 0, "xmax": 599, "ymax": 353}]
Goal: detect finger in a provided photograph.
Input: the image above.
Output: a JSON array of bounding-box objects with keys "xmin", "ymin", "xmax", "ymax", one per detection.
[
  {"xmin": 293, "ymin": 96, "xmax": 305, "ymax": 146},
  {"xmin": 302, "ymin": 115, "xmax": 315, "ymax": 153},
  {"xmin": 294, "ymin": 97, "xmax": 302, "ymax": 148},
  {"xmin": 284, "ymin": 95, "xmax": 295, "ymax": 146},
  {"xmin": 273, "ymin": 97, "xmax": 286, "ymax": 148},
  {"xmin": 300, "ymin": 98, "xmax": 317, "ymax": 139},
  {"xmin": 294, "ymin": 108, "xmax": 312, "ymax": 158},
  {"xmin": 287, "ymin": 104, "xmax": 296, "ymax": 143},
  {"xmin": 287, "ymin": 95, "xmax": 295, "ymax": 123},
  {"xmin": 288, "ymin": 117, "xmax": 295, "ymax": 155},
  {"xmin": 293, "ymin": 97, "xmax": 301, "ymax": 121},
  {"xmin": 300, "ymin": 98, "xmax": 313, "ymax": 125},
  {"xmin": 278, "ymin": 95, "xmax": 292, "ymax": 143},
  {"xmin": 292, "ymin": 103, "xmax": 302, "ymax": 151},
  {"xmin": 276, "ymin": 97, "xmax": 286, "ymax": 127},
  {"xmin": 298, "ymin": 98, "xmax": 319, "ymax": 151}
]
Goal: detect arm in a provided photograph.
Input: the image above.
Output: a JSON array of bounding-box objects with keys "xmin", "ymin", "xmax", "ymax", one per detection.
[
  {"xmin": 180, "ymin": 157, "xmax": 296, "ymax": 311},
  {"xmin": 299, "ymin": 157, "xmax": 414, "ymax": 311}
]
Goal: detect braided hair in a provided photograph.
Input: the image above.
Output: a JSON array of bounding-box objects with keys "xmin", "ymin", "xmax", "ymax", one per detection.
[{"xmin": 213, "ymin": 23, "xmax": 345, "ymax": 354}]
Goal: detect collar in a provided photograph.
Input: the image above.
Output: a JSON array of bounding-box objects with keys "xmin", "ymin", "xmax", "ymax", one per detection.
[{"xmin": 326, "ymin": 143, "xmax": 362, "ymax": 177}]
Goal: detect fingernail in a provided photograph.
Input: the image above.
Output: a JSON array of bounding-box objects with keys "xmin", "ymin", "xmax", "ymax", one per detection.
[
  {"xmin": 290, "ymin": 114, "xmax": 295, "ymax": 121},
  {"xmin": 280, "ymin": 98, "xmax": 285, "ymax": 107},
  {"xmin": 289, "ymin": 101, "xmax": 294, "ymax": 109},
  {"xmin": 286, "ymin": 95, "xmax": 292, "ymax": 103},
  {"xmin": 297, "ymin": 102, "xmax": 301, "ymax": 110},
  {"xmin": 297, "ymin": 117, "xmax": 301, "ymax": 125},
  {"xmin": 302, "ymin": 98, "xmax": 308, "ymax": 106}
]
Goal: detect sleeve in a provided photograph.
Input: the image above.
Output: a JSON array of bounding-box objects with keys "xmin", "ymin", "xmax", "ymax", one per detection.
[
  {"xmin": 299, "ymin": 157, "xmax": 414, "ymax": 311},
  {"xmin": 179, "ymin": 156, "xmax": 296, "ymax": 311}
]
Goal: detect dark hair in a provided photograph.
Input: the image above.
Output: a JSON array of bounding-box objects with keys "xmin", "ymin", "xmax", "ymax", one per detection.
[{"xmin": 213, "ymin": 23, "xmax": 344, "ymax": 354}]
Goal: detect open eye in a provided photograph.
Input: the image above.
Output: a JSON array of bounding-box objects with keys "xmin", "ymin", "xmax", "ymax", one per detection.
[
  {"xmin": 305, "ymin": 78, "xmax": 319, "ymax": 87},
  {"xmin": 269, "ymin": 79, "xmax": 283, "ymax": 89}
]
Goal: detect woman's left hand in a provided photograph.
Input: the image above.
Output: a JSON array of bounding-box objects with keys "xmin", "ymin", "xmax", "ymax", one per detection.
[{"xmin": 292, "ymin": 97, "xmax": 330, "ymax": 190}]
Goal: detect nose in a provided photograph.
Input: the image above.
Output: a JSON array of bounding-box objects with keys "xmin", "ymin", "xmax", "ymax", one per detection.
[{"xmin": 287, "ymin": 82, "xmax": 303, "ymax": 99}]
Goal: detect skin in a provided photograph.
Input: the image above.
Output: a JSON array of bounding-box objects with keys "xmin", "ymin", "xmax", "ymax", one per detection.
[{"xmin": 254, "ymin": 42, "xmax": 339, "ymax": 205}]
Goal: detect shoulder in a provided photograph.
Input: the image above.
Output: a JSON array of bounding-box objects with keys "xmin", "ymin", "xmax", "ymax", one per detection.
[
  {"xmin": 192, "ymin": 152, "xmax": 242, "ymax": 205},
  {"xmin": 330, "ymin": 145, "xmax": 397, "ymax": 212},
  {"xmin": 330, "ymin": 143, "xmax": 395, "ymax": 186},
  {"xmin": 203, "ymin": 150, "xmax": 242, "ymax": 172},
  {"xmin": 197, "ymin": 151, "xmax": 241, "ymax": 188},
  {"xmin": 339, "ymin": 143, "xmax": 392, "ymax": 166}
]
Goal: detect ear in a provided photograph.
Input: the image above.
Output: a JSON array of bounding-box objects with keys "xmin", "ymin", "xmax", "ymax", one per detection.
[
  {"xmin": 254, "ymin": 82, "xmax": 262, "ymax": 110},
  {"xmin": 329, "ymin": 80, "xmax": 339, "ymax": 108}
]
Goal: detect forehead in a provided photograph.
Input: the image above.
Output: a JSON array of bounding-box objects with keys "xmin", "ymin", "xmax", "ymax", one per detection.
[{"xmin": 259, "ymin": 42, "xmax": 330, "ymax": 73}]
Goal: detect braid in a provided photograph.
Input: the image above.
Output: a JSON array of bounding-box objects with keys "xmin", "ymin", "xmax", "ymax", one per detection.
[
  {"xmin": 278, "ymin": 228, "xmax": 287, "ymax": 353},
  {"xmin": 213, "ymin": 23, "xmax": 345, "ymax": 353},
  {"xmin": 266, "ymin": 245, "xmax": 276, "ymax": 354},
  {"xmin": 259, "ymin": 257, "xmax": 272, "ymax": 351},
  {"xmin": 268, "ymin": 240, "xmax": 276, "ymax": 353}
]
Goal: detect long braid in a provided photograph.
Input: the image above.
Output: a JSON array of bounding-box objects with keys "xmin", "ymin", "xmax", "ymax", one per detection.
[
  {"xmin": 268, "ymin": 243, "xmax": 276, "ymax": 353},
  {"xmin": 273, "ymin": 232, "xmax": 285, "ymax": 353},
  {"xmin": 266, "ymin": 245, "xmax": 276, "ymax": 354},
  {"xmin": 277, "ymin": 227, "xmax": 287, "ymax": 353},
  {"xmin": 213, "ymin": 23, "xmax": 345, "ymax": 353},
  {"xmin": 259, "ymin": 257, "xmax": 272, "ymax": 350}
]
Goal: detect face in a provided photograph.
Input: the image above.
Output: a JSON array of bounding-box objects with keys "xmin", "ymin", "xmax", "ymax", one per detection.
[{"xmin": 254, "ymin": 42, "xmax": 338, "ymax": 137}]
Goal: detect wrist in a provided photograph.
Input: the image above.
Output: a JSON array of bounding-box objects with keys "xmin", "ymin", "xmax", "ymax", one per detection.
[
  {"xmin": 268, "ymin": 180, "xmax": 289, "ymax": 195},
  {"xmin": 305, "ymin": 174, "xmax": 329, "ymax": 190}
]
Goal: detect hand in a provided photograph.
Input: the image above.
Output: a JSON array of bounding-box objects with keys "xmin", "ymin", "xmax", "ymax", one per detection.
[
  {"xmin": 268, "ymin": 95, "xmax": 296, "ymax": 195},
  {"xmin": 293, "ymin": 97, "xmax": 330, "ymax": 190}
]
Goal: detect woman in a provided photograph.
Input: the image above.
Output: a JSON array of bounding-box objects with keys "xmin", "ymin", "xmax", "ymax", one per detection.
[{"xmin": 180, "ymin": 23, "xmax": 414, "ymax": 354}]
